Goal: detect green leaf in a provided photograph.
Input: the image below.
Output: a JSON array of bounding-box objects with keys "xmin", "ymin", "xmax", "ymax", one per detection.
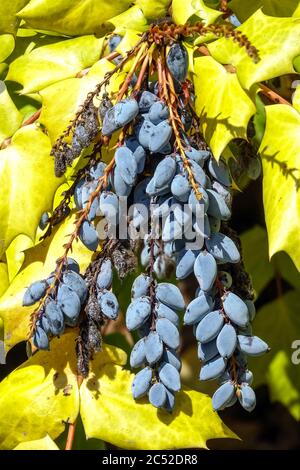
[
  {"xmin": 208, "ymin": 10, "xmax": 300, "ymax": 90},
  {"xmin": 252, "ymin": 93, "xmax": 266, "ymax": 148},
  {"xmin": 240, "ymin": 225, "xmax": 274, "ymax": 298},
  {"xmin": 0, "ymin": 81, "xmax": 23, "ymax": 142},
  {"xmin": 0, "ymin": 125, "xmax": 62, "ymax": 258},
  {"xmin": 259, "ymin": 104, "xmax": 300, "ymax": 271},
  {"xmin": 172, "ymin": 0, "xmax": 222, "ymax": 25},
  {"xmin": 193, "ymin": 56, "xmax": 256, "ymax": 158},
  {"xmin": 6, "ymin": 35, "xmax": 105, "ymax": 94},
  {"xmin": 39, "ymin": 58, "xmax": 124, "ymax": 142},
  {"xmin": 0, "ymin": 34, "xmax": 15, "ymax": 63},
  {"xmin": 0, "ymin": 0, "xmax": 29, "ymax": 35},
  {"xmin": 229, "ymin": 0, "xmax": 300, "ymax": 23},
  {"xmin": 17, "ymin": 0, "xmax": 132, "ymax": 36},
  {"xmin": 0, "ymin": 332, "xmax": 80, "ymax": 450},
  {"xmin": 0, "ymin": 215, "xmax": 93, "ymax": 353},
  {"xmin": 80, "ymin": 357, "xmax": 237, "ymax": 450},
  {"xmin": 249, "ymin": 291, "xmax": 300, "ymax": 420},
  {"xmin": 134, "ymin": 0, "xmax": 170, "ymax": 21},
  {"xmin": 14, "ymin": 435, "xmax": 59, "ymax": 450},
  {"xmin": 241, "ymin": 225, "xmax": 300, "ymax": 298},
  {"xmin": 108, "ymin": 5, "xmax": 148, "ymax": 34}
]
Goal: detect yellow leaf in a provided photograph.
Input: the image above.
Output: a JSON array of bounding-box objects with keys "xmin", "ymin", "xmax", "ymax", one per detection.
[
  {"xmin": 0, "ymin": 0, "xmax": 29, "ymax": 35},
  {"xmin": 5, "ymin": 234, "xmax": 33, "ymax": 283},
  {"xmin": 193, "ymin": 56, "xmax": 256, "ymax": 158},
  {"xmin": 17, "ymin": 0, "xmax": 132, "ymax": 36},
  {"xmin": 229, "ymin": 0, "xmax": 299, "ymax": 23},
  {"xmin": 0, "ymin": 34, "xmax": 15, "ymax": 63},
  {"xmin": 108, "ymin": 6, "xmax": 148, "ymax": 34},
  {"xmin": 259, "ymin": 104, "xmax": 300, "ymax": 271},
  {"xmin": 80, "ymin": 362, "xmax": 237, "ymax": 450},
  {"xmin": 0, "ymin": 126, "xmax": 63, "ymax": 258},
  {"xmin": 39, "ymin": 58, "xmax": 124, "ymax": 142},
  {"xmin": 0, "ymin": 332, "xmax": 80, "ymax": 450},
  {"xmin": 134, "ymin": 0, "xmax": 170, "ymax": 21},
  {"xmin": 0, "ymin": 261, "xmax": 9, "ymax": 297},
  {"xmin": 172, "ymin": 0, "xmax": 222, "ymax": 25},
  {"xmin": 0, "ymin": 332, "xmax": 128, "ymax": 449},
  {"xmin": 0, "ymin": 81, "xmax": 23, "ymax": 142},
  {"xmin": 7, "ymin": 35, "xmax": 105, "ymax": 94},
  {"xmin": 208, "ymin": 10, "xmax": 300, "ymax": 89},
  {"xmin": 14, "ymin": 435, "xmax": 59, "ymax": 450},
  {"xmin": 0, "ymin": 214, "xmax": 93, "ymax": 353}
]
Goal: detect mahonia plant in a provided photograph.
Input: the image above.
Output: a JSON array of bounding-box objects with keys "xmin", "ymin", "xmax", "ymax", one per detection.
[{"xmin": 22, "ymin": 18, "xmax": 269, "ymax": 414}]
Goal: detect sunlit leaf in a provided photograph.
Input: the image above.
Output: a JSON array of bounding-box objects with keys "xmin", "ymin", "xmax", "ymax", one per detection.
[
  {"xmin": 0, "ymin": 215, "xmax": 93, "ymax": 353},
  {"xmin": 0, "ymin": 261, "xmax": 9, "ymax": 297},
  {"xmin": 134, "ymin": 0, "xmax": 170, "ymax": 21},
  {"xmin": 259, "ymin": 105, "xmax": 300, "ymax": 271},
  {"xmin": 209, "ymin": 10, "xmax": 300, "ymax": 89},
  {"xmin": 0, "ymin": 125, "xmax": 62, "ymax": 258},
  {"xmin": 0, "ymin": 332, "xmax": 80, "ymax": 450},
  {"xmin": 0, "ymin": 81, "xmax": 23, "ymax": 142},
  {"xmin": 193, "ymin": 56, "xmax": 256, "ymax": 158},
  {"xmin": 39, "ymin": 58, "xmax": 124, "ymax": 142},
  {"xmin": 172, "ymin": 0, "xmax": 222, "ymax": 25},
  {"xmin": 250, "ymin": 291, "xmax": 300, "ymax": 420},
  {"xmin": 5, "ymin": 234, "xmax": 33, "ymax": 283},
  {"xmin": 0, "ymin": 34, "xmax": 15, "ymax": 63},
  {"xmin": 108, "ymin": 6, "xmax": 148, "ymax": 34},
  {"xmin": 0, "ymin": 0, "xmax": 29, "ymax": 35},
  {"xmin": 80, "ymin": 361, "xmax": 237, "ymax": 449},
  {"xmin": 14, "ymin": 435, "xmax": 59, "ymax": 450},
  {"xmin": 17, "ymin": 0, "xmax": 132, "ymax": 36},
  {"xmin": 7, "ymin": 35, "xmax": 105, "ymax": 94},
  {"xmin": 229, "ymin": 0, "xmax": 299, "ymax": 23}
]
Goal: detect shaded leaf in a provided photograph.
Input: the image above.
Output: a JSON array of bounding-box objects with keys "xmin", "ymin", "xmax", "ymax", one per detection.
[
  {"xmin": 0, "ymin": 81, "xmax": 23, "ymax": 142},
  {"xmin": 14, "ymin": 435, "xmax": 59, "ymax": 450},
  {"xmin": 209, "ymin": 10, "xmax": 300, "ymax": 89},
  {"xmin": 240, "ymin": 225, "xmax": 274, "ymax": 297},
  {"xmin": 259, "ymin": 105, "xmax": 300, "ymax": 271},
  {"xmin": 17, "ymin": 0, "xmax": 132, "ymax": 36},
  {"xmin": 0, "ymin": 215, "xmax": 93, "ymax": 353},
  {"xmin": 193, "ymin": 56, "xmax": 256, "ymax": 158},
  {"xmin": 7, "ymin": 35, "xmax": 105, "ymax": 94},
  {"xmin": 172, "ymin": 0, "xmax": 222, "ymax": 25},
  {"xmin": 229, "ymin": 0, "xmax": 299, "ymax": 23},
  {"xmin": 0, "ymin": 125, "xmax": 62, "ymax": 258},
  {"xmin": 241, "ymin": 225, "xmax": 300, "ymax": 298},
  {"xmin": 80, "ymin": 361, "xmax": 237, "ymax": 449},
  {"xmin": 250, "ymin": 291, "xmax": 300, "ymax": 420}
]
